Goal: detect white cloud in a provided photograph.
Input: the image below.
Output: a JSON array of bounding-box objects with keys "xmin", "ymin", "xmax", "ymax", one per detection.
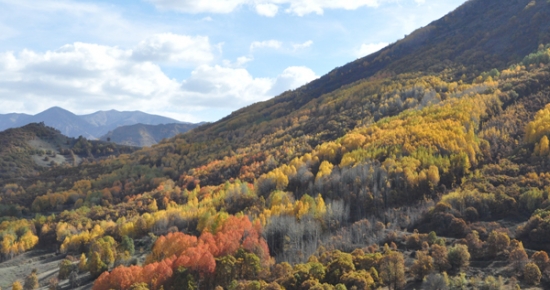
[
  {"xmin": 292, "ymin": 40, "xmax": 313, "ymax": 51},
  {"xmin": 181, "ymin": 65, "xmax": 273, "ymax": 106},
  {"xmin": 132, "ymin": 33, "xmax": 214, "ymax": 66},
  {"xmin": 357, "ymin": 42, "xmax": 388, "ymax": 57},
  {"xmin": 146, "ymin": 0, "xmax": 382, "ymax": 16},
  {"xmin": 250, "ymin": 40, "xmax": 283, "ymax": 51},
  {"xmin": 269, "ymin": 66, "xmax": 318, "ymax": 95},
  {"xmin": 0, "ymin": 37, "xmax": 318, "ymax": 121},
  {"xmin": 145, "ymin": 0, "xmax": 245, "ymax": 14},
  {"xmin": 284, "ymin": 0, "xmax": 380, "ymax": 16},
  {"xmin": 180, "ymin": 64, "xmax": 318, "ymax": 108},
  {"xmin": 255, "ymin": 3, "xmax": 279, "ymax": 17}
]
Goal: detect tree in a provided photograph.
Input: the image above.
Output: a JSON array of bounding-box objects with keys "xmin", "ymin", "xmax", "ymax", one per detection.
[
  {"xmin": 532, "ymin": 251, "xmax": 549, "ymax": 272},
  {"xmin": 422, "ymin": 273, "xmax": 449, "ymax": 290},
  {"xmin": 88, "ymin": 252, "xmax": 108, "ymax": 278},
  {"xmin": 411, "ymin": 251, "xmax": 434, "ymax": 281},
  {"xmin": 508, "ymin": 242, "xmax": 528, "ymax": 273},
  {"xmin": 12, "ymin": 281, "xmax": 23, "ymax": 290},
  {"xmin": 69, "ymin": 271, "xmax": 80, "ymax": 289},
  {"xmin": 58, "ymin": 259, "xmax": 74, "ymax": 280},
  {"xmin": 48, "ymin": 277, "xmax": 59, "ymax": 290},
  {"xmin": 121, "ymin": 235, "xmax": 135, "ymax": 256},
  {"xmin": 78, "ymin": 253, "xmax": 88, "ymax": 272},
  {"xmin": 430, "ymin": 244, "xmax": 450, "ymax": 272},
  {"xmin": 539, "ymin": 135, "xmax": 550, "ymax": 156},
  {"xmin": 486, "ymin": 231, "xmax": 509, "ymax": 258},
  {"xmin": 23, "ymin": 269, "xmax": 39, "ymax": 290},
  {"xmin": 524, "ymin": 262, "xmax": 542, "ymax": 285},
  {"xmin": 447, "ymin": 244, "xmax": 470, "ymax": 271},
  {"xmin": 380, "ymin": 251, "xmax": 406, "ymax": 290}
]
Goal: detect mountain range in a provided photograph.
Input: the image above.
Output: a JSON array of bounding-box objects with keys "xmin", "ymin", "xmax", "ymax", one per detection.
[{"xmin": 0, "ymin": 107, "xmax": 200, "ymax": 142}]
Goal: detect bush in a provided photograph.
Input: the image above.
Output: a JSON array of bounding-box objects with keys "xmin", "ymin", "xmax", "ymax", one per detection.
[
  {"xmin": 524, "ymin": 262, "xmax": 542, "ymax": 285},
  {"xmin": 447, "ymin": 244, "xmax": 470, "ymax": 271}
]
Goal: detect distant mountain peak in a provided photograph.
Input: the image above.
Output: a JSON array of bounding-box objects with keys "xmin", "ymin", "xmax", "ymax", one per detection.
[{"xmin": 0, "ymin": 107, "xmax": 198, "ymax": 140}]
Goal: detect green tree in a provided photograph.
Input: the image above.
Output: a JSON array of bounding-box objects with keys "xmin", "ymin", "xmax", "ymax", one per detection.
[
  {"xmin": 120, "ymin": 235, "xmax": 135, "ymax": 256},
  {"xmin": 88, "ymin": 252, "xmax": 108, "ymax": 278}
]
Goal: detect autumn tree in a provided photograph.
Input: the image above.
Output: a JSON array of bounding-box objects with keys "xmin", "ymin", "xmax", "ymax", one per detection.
[
  {"xmin": 88, "ymin": 252, "xmax": 108, "ymax": 278},
  {"xmin": 447, "ymin": 244, "xmax": 470, "ymax": 271},
  {"xmin": 23, "ymin": 269, "xmax": 39, "ymax": 290},
  {"xmin": 411, "ymin": 251, "xmax": 434, "ymax": 281},
  {"xmin": 58, "ymin": 259, "xmax": 75, "ymax": 280},
  {"xmin": 380, "ymin": 251, "xmax": 406, "ymax": 290},
  {"xmin": 524, "ymin": 262, "xmax": 542, "ymax": 285},
  {"xmin": 430, "ymin": 244, "xmax": 450, "ymax": 272},
  {"xmin": 508, "ymin": 241, "xmax": 528, "ymax": 273},
  {"xmin": 486, "ymin": 231, "xmax": 510, "ymax": 258},
  {"xmin": 78, "ymin": 253, "xmax": 88, "ymax": 272},
  {"xmin": 12, "ymin": 281, "xmax": 23, "ymax": 290},
  {"xmin": 532, "ymin": 251, "xmax": 549, "ymax": 272}
]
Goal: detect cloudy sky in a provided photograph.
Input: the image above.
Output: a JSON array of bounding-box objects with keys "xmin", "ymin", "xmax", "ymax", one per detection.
[{"xmin": 0, "ymin": 0, "xmax": 466, "ymax": 122}]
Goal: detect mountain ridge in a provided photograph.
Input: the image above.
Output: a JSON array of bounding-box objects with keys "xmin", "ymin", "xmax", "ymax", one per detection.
[{"xmin": 0, "ymin": 107, "xmax": 191, "ymax": 140}]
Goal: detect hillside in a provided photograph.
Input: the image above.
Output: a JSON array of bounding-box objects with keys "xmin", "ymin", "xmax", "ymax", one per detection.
[
  {"xmin": 0, "ymin": 107, "xmax": 187, "ymax": 139},
  {"xmin": 99, "ymin": 123, "xmax": 204, "ymax": 147},
  {"xmin": 2, "ymin": 0, "xmax": 550, "ymax": 289},
  {"xmin": 0, "ymin": 123, "xmax": 138, "ymax": 212}
]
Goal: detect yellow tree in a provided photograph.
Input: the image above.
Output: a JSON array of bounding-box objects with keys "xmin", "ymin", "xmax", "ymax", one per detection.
[{"xmin": 380, "ymin": 251, "xmax": 406, "ymax": 290}]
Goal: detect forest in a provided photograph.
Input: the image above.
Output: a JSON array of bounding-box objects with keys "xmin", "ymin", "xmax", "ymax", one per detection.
[{"xmin": 2, "ymin": 0, "xmax": 550, "ymax": 289}]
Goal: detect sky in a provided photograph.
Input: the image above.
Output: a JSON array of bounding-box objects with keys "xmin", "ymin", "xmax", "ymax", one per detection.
[{"xmin": 0, "ymin": 0, "xmax": 467, "ymax": 123}]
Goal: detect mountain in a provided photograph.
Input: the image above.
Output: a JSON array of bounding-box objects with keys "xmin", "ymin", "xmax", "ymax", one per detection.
[
  {"xmin": 0, "ymin": 113, "xmax": 31, "ymax": 131},
  {"xmin": 80, "ymin": 110, "xmax": 185, "ymax": 137},
  {"xmin": 16, "ymin": 107, "xmax": 97, "ymax": 139},
  {"xmin": 0, "ymin": 107, "xmax": 190, "ymax": 139},
  {"xmin": 99, "ymin": 122, "xmax": 204, "ymax": 147},
  {"xmin": 0, "ymin": 122, "xmax": 137, "ymax": 186},
  {"xmin": 3, "ymin": 1, "xmax": 550, "ymax": 289}
]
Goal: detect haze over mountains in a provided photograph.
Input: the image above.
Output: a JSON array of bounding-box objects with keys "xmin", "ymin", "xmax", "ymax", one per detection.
[{"xmin": 0, "ymin": 107, "xmax": 201, "ymax": 142}]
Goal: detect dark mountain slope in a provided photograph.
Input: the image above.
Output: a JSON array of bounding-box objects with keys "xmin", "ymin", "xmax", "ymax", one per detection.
[{"xmin": 187, "ymin": 0, "xmax": 550, "ymax": 142}]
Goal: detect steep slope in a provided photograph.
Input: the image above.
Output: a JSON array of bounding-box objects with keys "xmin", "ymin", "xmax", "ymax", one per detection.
[
  {"xmin": 0, "ymin": 122, "xmax": 138, "ymax": 184},
  {"xmin": 99, "ymin": 123, "xmax": 204, "ymax": 147},
  {"xmin": 150, "ymin": 0, "xmax": 550, "ymax": 173}
]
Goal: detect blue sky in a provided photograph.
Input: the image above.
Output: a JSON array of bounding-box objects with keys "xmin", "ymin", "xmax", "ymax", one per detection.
[{"xmin": 0, "ymin": 0, "xmax": 466, "ymax": 122}]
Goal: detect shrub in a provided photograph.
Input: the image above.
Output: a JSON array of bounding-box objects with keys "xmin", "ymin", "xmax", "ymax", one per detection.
[
  {"xmin": 524, "ymin": 262, "xmax": 542, "ymax": 285},
  {"xmin": 447, "ymin": 244, "xmax": 470, "ymax": 271}
]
